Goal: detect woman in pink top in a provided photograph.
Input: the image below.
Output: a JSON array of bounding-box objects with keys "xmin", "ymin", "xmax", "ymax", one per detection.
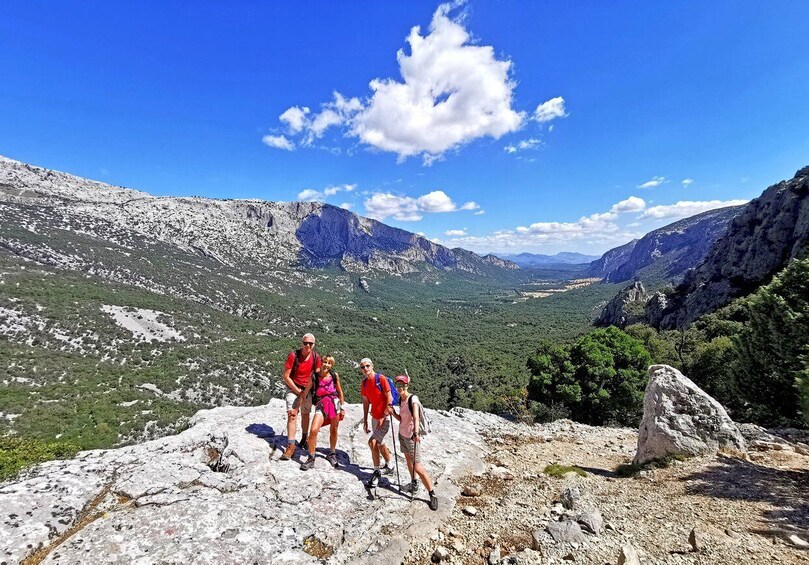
[{"xmin": 391, "ymin": 374, "xmax": 437, "ymax": 511}]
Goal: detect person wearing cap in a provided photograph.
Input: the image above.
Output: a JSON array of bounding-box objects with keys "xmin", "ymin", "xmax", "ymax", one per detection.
[
  {"xmin": 391, "ymin": 374, "xmax": 438, "ymax": 510},
  {"xmin": 280, "ymin": 333, "xmax": 321, "ymax": 461},
  {"xmin": 359, "ymin": 358, "xmax": 394, "ymax": 488}
]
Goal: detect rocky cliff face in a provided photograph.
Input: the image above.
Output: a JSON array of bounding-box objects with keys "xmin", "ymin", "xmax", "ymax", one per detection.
[
  {"xmin": 585, "ymin": 240, "xmax": 638, "ymax": 278},
  {"xmin": 587, "ymin": 207, "xmax": 743, "ymax": 285},
  {"xmin": 594, "ymin": 281, "xmax": 648, "ymax": 328},
  {"xmin": 0, "ymin": 156, "xmax": 516, "ymax": 277},
  {"xmin": 657, "ymin": 166, "xmax": 809, "ymax": 328}
]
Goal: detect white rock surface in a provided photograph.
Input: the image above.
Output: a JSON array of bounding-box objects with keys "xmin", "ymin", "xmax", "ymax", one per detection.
[
  {"xmin": 634, "ymin": 365, "xmax": 746, "ymax": 465},
  {"xmin": 0, "ymin": 401, "xmax": 508, "ymax": 564}
]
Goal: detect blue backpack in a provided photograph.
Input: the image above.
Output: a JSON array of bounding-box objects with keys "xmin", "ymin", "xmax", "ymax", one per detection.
[{"xmin": 375, "ymin": 373, "xmax": 400, "ymax": 406}]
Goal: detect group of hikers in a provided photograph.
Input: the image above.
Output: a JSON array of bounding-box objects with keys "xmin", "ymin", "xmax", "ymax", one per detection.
[{"xmin": 279, "ymin": 333, "xmax": 438, "ymax": 511}]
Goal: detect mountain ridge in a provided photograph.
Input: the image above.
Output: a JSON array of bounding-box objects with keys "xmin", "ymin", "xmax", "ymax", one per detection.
[{"xmin": 0, "ymin": 156, "xmax": 517, "ymax": 277}]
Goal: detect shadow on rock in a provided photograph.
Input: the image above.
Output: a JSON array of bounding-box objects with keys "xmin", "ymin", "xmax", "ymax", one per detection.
[
  {"xmin": 245, "ymin": 423, "xmax": 276, "ymax": 442},
  {"xmin": 682, "ymin": 455, "xmax": 808, "ymax": 544}
]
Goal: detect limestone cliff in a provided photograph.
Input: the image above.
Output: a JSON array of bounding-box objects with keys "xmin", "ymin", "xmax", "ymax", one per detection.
[{"xmin": 657, "ymin": 166, "xmax": 809, "ymax": 328}]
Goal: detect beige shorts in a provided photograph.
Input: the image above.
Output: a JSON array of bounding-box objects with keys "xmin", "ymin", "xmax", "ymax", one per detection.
[
  {"xmin": 398, "ymin": 434, "xmax": 421, "ymax": 465},
  {"xmin": 370, "ymin": 417, "xmax": 390, "ymax": 444},
  {"xmin": 285, "ymin": 388, "xmax": 312, "ymax": 413}
]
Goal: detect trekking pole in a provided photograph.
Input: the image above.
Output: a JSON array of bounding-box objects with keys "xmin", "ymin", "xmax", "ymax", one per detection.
[{"xmin": 389, "ymin": 412, "xmax": 401, "ymax": 492}]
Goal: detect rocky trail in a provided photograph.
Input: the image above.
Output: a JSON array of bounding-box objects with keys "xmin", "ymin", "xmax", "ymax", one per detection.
[
  {"xmin": 406, "ymin": 421, "xmax": 808, "ymax": 564},
  {"xmin": 1, "ymin": 366, "xmax": 808, "ymax": 564}
]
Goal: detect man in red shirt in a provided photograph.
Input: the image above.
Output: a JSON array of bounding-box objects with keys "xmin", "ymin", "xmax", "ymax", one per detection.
[
  {"xmin": 360, "ymin": 358, "xmax": 394, "ymax": 487},
  {"xmin": 280, "ymin": 333, "xmax": 322, "ymax": 461}
]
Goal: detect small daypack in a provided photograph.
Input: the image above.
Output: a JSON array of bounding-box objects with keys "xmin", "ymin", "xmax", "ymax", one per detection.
[
  {"xmin": 407, "ymin": 394, "xmax": 431, "ymax": 436},
  {"xmin": 373, "ymin": 373, "xmax": 399, "ymax": 405}
]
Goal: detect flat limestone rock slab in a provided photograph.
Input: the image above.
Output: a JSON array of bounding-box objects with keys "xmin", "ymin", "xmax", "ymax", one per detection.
[{"xmin": 0, "ymin": 401, "xmax": 517, "ymax": 564}]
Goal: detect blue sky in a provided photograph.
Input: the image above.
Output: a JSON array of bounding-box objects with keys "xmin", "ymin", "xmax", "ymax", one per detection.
[{"xmin": 2, "ymin": 1, "xmax": 808, "ymax": 255}]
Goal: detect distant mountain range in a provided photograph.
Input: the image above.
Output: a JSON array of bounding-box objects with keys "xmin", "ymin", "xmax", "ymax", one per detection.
[
  {"xmin": 498, "ymin": 252, "xmax": 599, "ymax": 267},
  {"xmin": 587, "ymin": 206, "xmax": 745, "ymax": 285},
  {"xmin": 0, "ymin": 156, "xmax": 516, "ymax": 277}
]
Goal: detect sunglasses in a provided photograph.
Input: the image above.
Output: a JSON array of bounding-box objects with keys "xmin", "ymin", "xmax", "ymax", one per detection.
[
  {"xmin": 303, "ymin": 342, "xmax": 314, "ymax": 346},
  {"xmin": 395, "ymin": 383, "xmax": 406, "ymax": 388},
  {"xmin": 360, "ymin": 364, "xmax": 371, "ymax": 369}
]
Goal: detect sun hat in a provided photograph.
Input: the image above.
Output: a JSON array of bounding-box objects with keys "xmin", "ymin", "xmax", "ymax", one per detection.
[{"xmin": 394, "ymin": 375, "xmax": 410, "ymax": 385}]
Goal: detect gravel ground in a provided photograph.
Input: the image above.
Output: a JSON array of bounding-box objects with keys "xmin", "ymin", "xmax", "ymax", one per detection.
[{"xmin": 405, "ymin": 421, "xmax": 809, "ymax": 564}]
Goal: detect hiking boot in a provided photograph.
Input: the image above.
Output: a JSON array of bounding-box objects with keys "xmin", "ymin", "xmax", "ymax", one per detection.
[
  {"xmin": 300, "ymin": 455, "xmax": 315, "ymax": 471},
  {"xmin": 401, "ymin": 479, "xmax": 419, "ymax": 495},
  {"xmin": 428, "ymin": 491, "xmax": 438, "ymax": 511},
  {"xmin": 381, "ymin": 464, "xmax": 394, "ymax": 476},
  {"xmin": 280, "ymin": 443, "xmax": 296, "ymax": 461},
  {"xmin": 326, "ymin": 451, "xmax": 338, "ymax": 468}
]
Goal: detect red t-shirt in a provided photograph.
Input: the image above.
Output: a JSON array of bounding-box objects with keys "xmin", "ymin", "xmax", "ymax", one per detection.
[
  {"xmin": 361, "ymin": 374, "xmax": 392, "ymax": 420},
  {"xmin": 284, "ymin": 350, "xmax": 322, "ymax": 388}
]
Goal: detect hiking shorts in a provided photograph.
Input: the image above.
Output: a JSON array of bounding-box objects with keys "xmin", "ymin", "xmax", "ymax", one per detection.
[
  {"xmin": 398, "ymin": 434, "xmax": 422, "ymax": 465},
  {"xmin": 285, "ymin": 388, "xmax": 312, "ymax": 413},
  {"xmin": 314, "ymin": 398, "xmax": 342, "ymax": 420},
  {"xmin": 370, "ymin": 417, "xmax": 390, "ymax": 444}
]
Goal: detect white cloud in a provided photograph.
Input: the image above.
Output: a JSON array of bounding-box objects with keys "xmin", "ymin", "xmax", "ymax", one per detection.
[
  {"xmin": 339, "ymin": 202, "xmax": 353, "ymax": 210},
  {"xmin": 364, "ymin": 193, "xmax": 422, "ymax": 221},
  {"xmin": 609, "ymin": 196, "xmax": 646, "ymax": 214},
  {"xmin": 279, "ymin": 106, "xmax": 310, "ymax": 133},
  {"xmin": 505, "ymin": 138, "xmax": 541, "ymax": 154},
  {"xmin": 445, "ymin": 229, "xmax": 466, "ymax": 236},
  {"xmin": 534, "ymin": 96, "xmax": 568, "ymax": 123},
  {"xmin": 271, "ymin": 3, "xmax": 547, "ymax": 163},
  {"xmin": 350, "ymin": 3, "xmax": 525, "ymax": 163},
  {"xmin": 640, "ymin": 199, "xmax": 749, "ymax": 220},
  {"xmin": 262, "ymin": 135, "xmax": 294, "ymax": 151},
  {"xmin": 473, "ymin": 209, "xmax": 485, "ymax": 215},
  {"xmin": 417, "ymin": 190, "xmax": 457, "ymax": 212},
  {"xmin": 324, "ymin": 183, "xmax": 356, "ymax": 196},
  {"xmin": 363, "ymin": 189, "xmax": 479, "ymax": 221},
  {"xmin": 297, "ymin": 183, "xmax": 357, "ymax": 202},
  {"xmin": 682, "ymin": 178, "xmax": 694, "ymax": 187},
  {"xmin": 637, "ymin": 176, "xmax": 667, "ymax": 189},
  {"xmin": 298, "ymin": 189, "xmax": 322, "ymax": 202}
]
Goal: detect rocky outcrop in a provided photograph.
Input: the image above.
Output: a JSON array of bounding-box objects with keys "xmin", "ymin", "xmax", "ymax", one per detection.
[
  {"xmin": 595, "ymin": 281, "xmax": 648, "ymax": 328},
  {"xmin": 634, "ymin": 365, "xmax": 746, "ymax": 465},
  {"xmin": 0, "ymin": 400, "xmax": 500, "ymax": 564},
  {"xmin": 657, "ymin": 166, "xmax": 809, "ymax": 328},
  {"xmin": 0, "ymin": 156, "xmax": 516, "ymax": 277}
]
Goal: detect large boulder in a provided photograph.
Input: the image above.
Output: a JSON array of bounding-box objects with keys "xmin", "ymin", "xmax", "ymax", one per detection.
[{"xmin": 634, "ymin": 365, "xmax": 746, "ymax": 465}]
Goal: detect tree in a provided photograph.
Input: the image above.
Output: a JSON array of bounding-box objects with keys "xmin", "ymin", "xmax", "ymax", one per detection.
[
  {"xmin": 527, "ymin": 328, "xmax": 651, "ymax": 426},
  {"xmin": 734, "ymin": 258, "xmax": 809, "ymax": 426}
]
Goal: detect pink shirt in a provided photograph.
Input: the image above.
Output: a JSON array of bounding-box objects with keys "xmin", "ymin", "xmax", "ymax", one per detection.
[{"xmin": 398, "ymin": 395, "xmax": 418, "ymax": 438}]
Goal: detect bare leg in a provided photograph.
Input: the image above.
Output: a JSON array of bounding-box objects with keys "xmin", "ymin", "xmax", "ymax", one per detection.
[
  {"xmin": 414, "ymin": 461, "xmax": 434, "ymax": 492},
  {"xmin": 308, "ymin": 414, "xmax": 324, "ymax": 456},
  {"xmin": 286, "ymin": 410, "xmax": 297, "ymax": 444},
  {"xmin": 300, "ymin": 409, "xmax": 312, "ymax": 438},
  {"xmin": 404, "ymin": 451, "xmax": 415, "ymax": 481},
  {"xmin": 368, "ymin": 438, "xmax": 381, "ymax": 467},
  {"xmin": 378, "ymin": 444, "xmax": 391, "ymax": 466},
  {"xmin": 329, "ymin": 420, "xmax": 339, "ymax": 451}
]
